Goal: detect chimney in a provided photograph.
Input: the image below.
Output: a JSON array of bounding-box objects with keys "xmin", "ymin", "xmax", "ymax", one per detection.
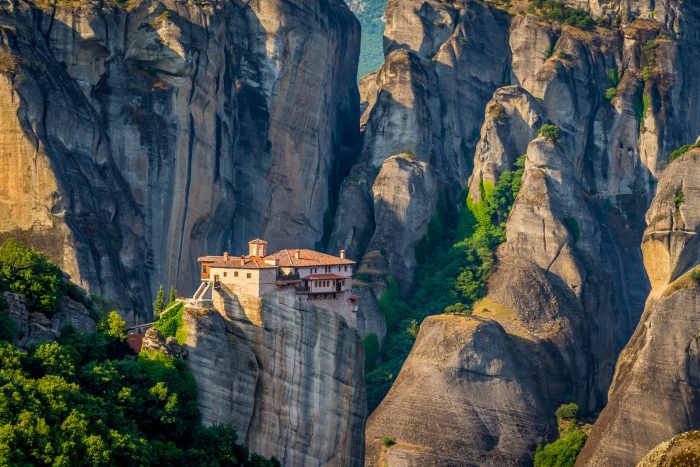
[
  {"xmin": 295, "ymin": 250, "xmax": 300, "ymax": 260},
  {"xmin": 339, "ymin": 249, "xmax": 346, "ymax": 259},
  {"xmin": 240, "ymin": 258, "xmax": 245, "ymax": 266},
  {"xmin": 224, "ymin": 252, "xmax": 229, "ymax": 261}
]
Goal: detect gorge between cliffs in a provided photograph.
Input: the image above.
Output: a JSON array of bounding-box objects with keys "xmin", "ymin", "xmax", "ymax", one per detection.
[{"xmin": 1, "ymin": 0, "xmax": 700, "ymax": 465}]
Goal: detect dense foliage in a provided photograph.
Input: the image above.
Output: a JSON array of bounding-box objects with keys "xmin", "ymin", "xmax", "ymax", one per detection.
[
  {"xmin": 0, "ymin": 240, "xmax": 278, "ymax": 466},
  {"xmin": 529, "ymin": 0, "xmax": 596, "ymax": 30},
  {"xmin": 365, "ymin": 157, "xmax": 526, "ymax": 411},
  {"xmin": 0, "ymin": 239, "xmax": 66, "ymax": 317},
  {"xmin": 0, "ymin": 329, "xmax": 278, "ymax": 466},
  {"xmin": 534, "ymin": 403, "xmax": 588, "ymax": 467}
]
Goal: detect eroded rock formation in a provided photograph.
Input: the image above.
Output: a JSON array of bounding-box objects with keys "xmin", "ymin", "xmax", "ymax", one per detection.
[
  {"xmin": 577, "ymin": 148, "xmax": 700, "ymax": 466},
  {"xmin": 0, "ymin": 0, "xmax": 360, "ymax": 319},
  {"xmin": 362, "ymin": 0, "xmax": 700, "ymax": 464},
  {"xmin": 183, "ymin": 286, "xmax": 366, "ymax": 467},
  {"xmin": 4, "ymin": 291, "xmax": 95, "ymax": 346}
]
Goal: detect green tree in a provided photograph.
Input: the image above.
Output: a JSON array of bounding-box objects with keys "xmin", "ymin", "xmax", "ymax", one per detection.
[
  {"xmin": 153, "ymin": 285, "xmax": 166, "ymax": 318},
  {"xmin": 405, "ymin": 319, "xmax": 419, "ymax": 339},
  {"xmin": 168, "ymin": 286, "xmax": 178, "ymax": 306},
  {"xmin": 0, "ymin": 239, "xmax": 65, "ymax": 317},
  {"xmin": 98, "ymin": 311, "xmax": 127, "ymax": 342}
]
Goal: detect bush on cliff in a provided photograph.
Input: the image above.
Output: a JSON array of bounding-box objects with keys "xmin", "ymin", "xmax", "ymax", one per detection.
[
  {"xmin": 0, "ymin": 239, "xmax": 65, "ymax": 318},
  {"xmin": 669, "ymin": 142, "xmax": 700, "ymax": 163}
]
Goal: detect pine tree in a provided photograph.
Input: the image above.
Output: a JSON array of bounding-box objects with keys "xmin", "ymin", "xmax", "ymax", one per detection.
[
  {"xmin": 153, "ymin": 285, "xmax": 166, "ymax": 318},
  {"xmin": 168, "ymin": 285, "xmax": 177, "ymax": 305}
]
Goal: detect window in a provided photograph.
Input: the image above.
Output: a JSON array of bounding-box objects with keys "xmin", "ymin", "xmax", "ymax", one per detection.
[
  {"xmin": 203, "ymin": 266, "xmax": 208, "ymax": 272},
  {"xmin": 344, "ymin": 265, "xmax": 347, "ymax": 272},
  {"xmin": 223, "ymin": 272, "xmax": 228, "ymax": 277},
  {"xmin": 234, "ymin": 271, "xmax": 239, "ymax": 277},
  {"xmin": 246, "ymin": 273, "xmax": 251, "ymax": 278}
]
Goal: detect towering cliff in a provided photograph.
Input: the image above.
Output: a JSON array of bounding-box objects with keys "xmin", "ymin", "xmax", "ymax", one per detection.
[
  {"xmin": 0, "ymin": 0, "xmax": 360, "ymax": 318},
  {"xmin": 577, "ymin": 148, "xmax": 700, "ymax": 466},
  {"xmin": 360, "ymin": 0, "xmax": 700, "ymax": 464},
  {"xmin": 182, "ymin": 286, "xmax": 366, "ymax": 467}
]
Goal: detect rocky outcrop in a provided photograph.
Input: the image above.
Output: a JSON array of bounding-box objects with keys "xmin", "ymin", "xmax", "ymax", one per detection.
[
  {"xmin": 362, "ymin": 1, "xmax": 700, "ymax": 463},
  {"xmin": 183, "ymin": 286, "xmax": 366, "ymax": 467},
  {"xmin": 577, "ymin": 148, "xmax": 700, "ymax": 466},
  {"xmin": 637, "ymin": 431, "xmax": 700, "ymax": 467},
  {"xmin": 328, "ymin": 0, "xmax": 511, "ymax": 339},
  {"xmin": 141, "ymin": 326, "xmax": 187, "ymax": 358},
  {"xmin": 0, "ymin": 0, "xmax": 360, "ymax": 318},
  {"xmin": 4, "ymin": 291, "xmax": 95, "ymax": 346}
]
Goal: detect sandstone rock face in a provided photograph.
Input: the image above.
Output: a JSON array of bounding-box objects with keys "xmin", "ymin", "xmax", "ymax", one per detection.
[
  {"xmin": 0, "ymin": 0, "xmax": 360, "ymax": 318},
  {"xmin": 577, "ymin": 149, "xmax": 700, "ymax": 466},
  {"xmin": 4, "ymin": 292, "xmax": 95, "ymax": 346},
  {"xmin": 329, "ymin": 0, "xmax": 511, "ymax": 338},
  {"xmin": 637, "ymin": 431, "xmax": 700, "ymax": 467},
  {"xmin": 184, "ymin": 286, "xmax": 366, "ymax": 467},
  {"xmin": 363, "ymin": 2, "xmax": 700, "ymax": 464}
]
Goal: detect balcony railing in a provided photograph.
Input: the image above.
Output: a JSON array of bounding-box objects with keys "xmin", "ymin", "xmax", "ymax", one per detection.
[{"xmin": 295, "ymin": 285, "xmax": 310, "ymax": 293}]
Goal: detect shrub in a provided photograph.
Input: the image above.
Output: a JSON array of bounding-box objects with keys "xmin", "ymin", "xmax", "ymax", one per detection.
[
  {"xmin": 444, "ymin": 302, "xmax": 471, "ymax": 315},
  {"xmin": 534, "ymin": 428, "xmax": 587, "ymax": 467},
  {"xmin": 537, "ymin": 124, "xmax": 560, "ymax": 143},
  {"xmin": 97, "ymin": 310, "xmax": 127, "ymax": 342},
  {"xmin": 691, "ymin": 269, "xmax": 700, "ymax": 282},
  {"xmin": 674, "ymin": 190, "xmax": 684, "ymax": 209},
  {"xmin": 607, "ymin": 68, "xmax": 620, "ymax": 86},
  {"xmin": 555, "ymin": 403, "xmax": 580, "ymax": 421},
  {"xmin": 563, "ymin": 217, "xmax": 580, "ymax": 243},
  {"xmin": 381, "ymin": 436, "xmax": 397, "ymax": 447},
  {"xmin": 0, "ymin": 239, "xmax": 65, "ymax": 317},
  {"xmin": 604, "ymin": 87, "xmax": 616, "ymax": 102},
  {"xmin": 405, "ymin": 319, "xmax": 419, "ymax": 339},
  {"xmin": 669, "ymin": 143, "xmax": 700, "ymax": 162},
  {"xmin": 363, "ymin": 333, "xmax": 379, "ymax": 371}
]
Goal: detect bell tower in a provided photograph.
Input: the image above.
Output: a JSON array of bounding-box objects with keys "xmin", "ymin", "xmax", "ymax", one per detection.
[{"xmin": 248, "ymin": 238, "xmax": 268, "ymax": 257}]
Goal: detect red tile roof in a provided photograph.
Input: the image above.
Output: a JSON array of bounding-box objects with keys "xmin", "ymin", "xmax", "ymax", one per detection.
[
  {"xmin": 199, "ymin": 245, "xmax": 355, "ymax": 268},
  {"xmin": 302, "ymin": 273, "xmax": 348, "ymax": 280},
  {"xmin": 209, "ymin": 256, "xmax": 277, "ymax": 269},
  {"xmin": 266, "ymin": 249, "xmax": 355, "ymax": 267}
]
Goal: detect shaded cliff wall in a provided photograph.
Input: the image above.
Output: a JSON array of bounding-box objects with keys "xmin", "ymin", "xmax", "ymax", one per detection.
[
  {"xmin": 0, "ymin": 0, "xmax": 360, "ymax": 318},
  {"xmin": 577, "ymin": 148, "xmax": 700, "ymax": 466},
  {"xmin": 183, "ymin": 286, "xmax": 366, "ymax": 467},
  {"xmin": 360, "ymin": 0, "xmax": 700, "ymax": 464}
]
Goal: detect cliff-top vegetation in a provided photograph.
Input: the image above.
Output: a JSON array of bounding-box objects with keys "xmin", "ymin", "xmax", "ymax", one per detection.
[{"xmin": 0, "ymin": 240, "xmax": 279, "ymax": 466}]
